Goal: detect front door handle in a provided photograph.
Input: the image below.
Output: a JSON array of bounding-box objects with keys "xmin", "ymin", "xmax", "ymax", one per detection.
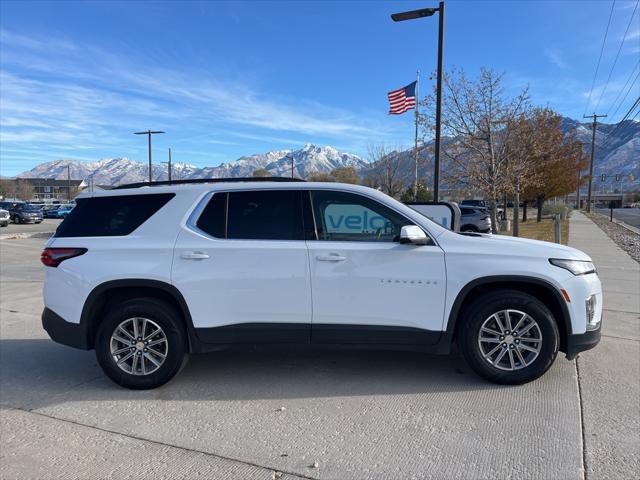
[
  {"xmin": 316, "ymin": 254, "xmax": 346, "ymax": 262},
  {"xmin": 181, "ymin": 251, "xmax": 210, "ymax": 260}
]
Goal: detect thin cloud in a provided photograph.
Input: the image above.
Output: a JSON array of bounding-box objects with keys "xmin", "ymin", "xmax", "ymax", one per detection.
[
  {"xmin": 0, "ymin": 29, "xmax": 391, "ymax": 150},
  {"xmin": 544, "ymin": 48, "xmax": 570, "ymax": 70}
]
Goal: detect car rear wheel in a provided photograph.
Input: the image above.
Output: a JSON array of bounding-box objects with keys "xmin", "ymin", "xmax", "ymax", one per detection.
[
  {"xmin": 459, "ymin": 290, "xmax": 559, "ymax": 384},
  {"xmin": 95, "ymin": 297, "xmax": 188, "ymax": 389}
]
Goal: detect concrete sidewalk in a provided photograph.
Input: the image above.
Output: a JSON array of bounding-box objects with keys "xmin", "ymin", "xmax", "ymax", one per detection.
[{"xmin": 569, "ymin": 211, "xmax": 640, "ymax": 479}]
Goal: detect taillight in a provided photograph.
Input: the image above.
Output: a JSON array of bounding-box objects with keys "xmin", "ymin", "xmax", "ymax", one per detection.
[{"xmin": 41, "ymin": 248, "xmax": 87, "ymax": 267}]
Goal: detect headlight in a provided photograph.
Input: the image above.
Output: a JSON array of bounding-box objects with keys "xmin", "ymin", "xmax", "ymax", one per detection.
[
  {"xmin": 549, "ymin": 258, "xmax": 596, "ymax": 275},
  {"xmin": 585, "ymin": 294, "xmax": 600, "ymax": 330}
]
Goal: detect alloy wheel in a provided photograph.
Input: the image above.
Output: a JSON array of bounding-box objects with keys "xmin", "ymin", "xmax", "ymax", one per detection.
[
  {"xmin": 110, "ymin": 317, "xmax": 168, "ymax": 376},
  {"xmin": 477, "ymin": 309, "xmax": 542, "ymax": 371}
]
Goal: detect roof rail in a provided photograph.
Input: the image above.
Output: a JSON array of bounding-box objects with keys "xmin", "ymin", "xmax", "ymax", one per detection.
[{"xmin": 113, "ymin": 177, "xmax": 305, "ymax": 190}]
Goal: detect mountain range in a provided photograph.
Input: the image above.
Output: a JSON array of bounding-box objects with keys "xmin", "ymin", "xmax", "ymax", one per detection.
[{"xmin": 15, "ymin": 119, "xmax": 640, "ymax": 190}]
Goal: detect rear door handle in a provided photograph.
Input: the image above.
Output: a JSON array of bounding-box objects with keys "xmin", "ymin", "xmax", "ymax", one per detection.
[
  {"xmin": 181, "ymin": 252, "xmax": 210, "ymax": 260},
  {"xmin": 316, "ymin": 254, "xmax": 346, "ymax": 262}
]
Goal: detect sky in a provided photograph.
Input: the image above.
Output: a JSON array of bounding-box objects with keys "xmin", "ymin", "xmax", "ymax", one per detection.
[{"xmin": 1, "ymin": 0, "xmax": 639, "ymax": 176}]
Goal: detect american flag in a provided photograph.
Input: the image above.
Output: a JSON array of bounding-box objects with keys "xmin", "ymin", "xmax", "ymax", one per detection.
[{"xmin": 387, "ymin": 81, "xmax": 417, "ymax": 115}]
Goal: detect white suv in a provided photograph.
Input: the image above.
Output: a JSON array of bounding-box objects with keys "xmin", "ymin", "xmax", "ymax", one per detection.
[{"xmin": 41, "ymin": 179, "xmax": 602, "ymax": 389}]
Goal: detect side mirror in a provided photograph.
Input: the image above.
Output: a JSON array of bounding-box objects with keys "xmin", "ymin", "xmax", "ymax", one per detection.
[{"xmin": 399, "ymin": 225, "xmax": 429, "ymax": 245}]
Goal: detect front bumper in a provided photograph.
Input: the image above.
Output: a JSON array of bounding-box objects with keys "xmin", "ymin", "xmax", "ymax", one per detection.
[
  {"xmin": 42, "ymin": 307, "xmax": 90, "ymax": 350},
  {"xmin": 565, "ymin": 324, "xmax": 601, "ymax": 360}
]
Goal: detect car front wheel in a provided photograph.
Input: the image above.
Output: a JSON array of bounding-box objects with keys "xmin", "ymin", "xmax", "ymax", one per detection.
[
  {"xmin": 459, "ymin": 290, "xmax": 559, "ymax": 384},
  {"xmin": 95, "ymin": 298, "xmax": 188, "ymax": 389}
]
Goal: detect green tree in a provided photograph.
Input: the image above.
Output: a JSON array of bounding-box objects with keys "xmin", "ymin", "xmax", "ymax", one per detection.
[
  {"xmin": 252, "ymin": 168, "xmax": 271, "ymax": 177},
  {"xmin": 400, "ymin": 183, "xmax": 433, "ymax": 203},
  {"xmin": 331, "ymin": 167, "xmax": 360, "ymax": 184},
  {"xmin": 307, "ymin": 171, "xmax": 334, "ymax": 182}
]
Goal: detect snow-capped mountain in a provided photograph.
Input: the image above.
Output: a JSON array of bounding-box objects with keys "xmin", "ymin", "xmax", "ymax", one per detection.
[
  {"xmin": 562, "ymin": 118, "xmax": 639, "ymax": 188},
  {"xmin": 15, "ymin": 120, "xmax": 639, "ymax": 189},
  {"xmin": 17, "ymin": 144, "xmax": 368, "ymax": 186},
  {"xmin": 193, "ymin": 144, "xmax": 367, "ymax": 179},
  {"xmin": 18, "ymin": 158, "xmax": 199, "ymax": 186},
  {"xmin": 360, "ymin": 118, "xmax": 640, "ymax": 190}
]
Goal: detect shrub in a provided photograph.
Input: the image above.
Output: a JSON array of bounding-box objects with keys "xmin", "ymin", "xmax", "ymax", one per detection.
[{"xmin": 542, "ymin": 203, "xmax": 572, "ymax": 219}]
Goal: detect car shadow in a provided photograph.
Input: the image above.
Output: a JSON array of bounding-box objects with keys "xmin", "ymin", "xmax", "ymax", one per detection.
[{"xmin": 0, "ymin": 338, "xmax": 508, "ymax": 410}]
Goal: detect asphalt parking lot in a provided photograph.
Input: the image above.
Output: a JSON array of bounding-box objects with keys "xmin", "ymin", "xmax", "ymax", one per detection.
[
  {"xmin": 1, "ymin": 213, "xmax": 638, "ymax": 480},
  {"xmin": 0, "ymin": 218, "xmax": 61, "ymax": 238}
]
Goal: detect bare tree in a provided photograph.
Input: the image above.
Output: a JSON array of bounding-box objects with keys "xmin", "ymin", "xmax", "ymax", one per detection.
[
  {"xmin": 362, "ymin": 144, "xmax": 407, "ymax": 198},
  {"xmin": 420, "ymin": 68, "xmax": 530, "ymax": 232},
  {"xmin": 14, "ymin": 179, "xmax": 35, "ymax": 201}
]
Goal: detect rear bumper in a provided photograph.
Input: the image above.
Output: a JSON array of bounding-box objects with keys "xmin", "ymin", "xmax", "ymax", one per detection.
[
  {"xmin": 565, "ymin": 325, "xmax": 601, "ymax": 360},
  {"xmin": 42, "ymin": 307, "xmax": 90, "ymax": 350}
]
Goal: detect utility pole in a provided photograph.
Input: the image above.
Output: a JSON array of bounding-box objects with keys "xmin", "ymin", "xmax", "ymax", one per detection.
[
  {"xmin": 67, "ymin": 164, "xmax": 71, "ymax": 202},
  {"xmin": 162, "ymin": 148, "xmax": 173, "ymax": 184},
  {"xmin": 289, "ymin": 153, "xmax": 295, "ymax": 178},
  {"xmin": 134, "ymin": 130, "xmax": 165, "ymax": 183},
  {"xmin": 583, "ymin": 113, "xmax": 607, "ymax": 212}
]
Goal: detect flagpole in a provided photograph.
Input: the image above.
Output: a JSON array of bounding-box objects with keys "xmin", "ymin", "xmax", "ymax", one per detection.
[{"xmin": 414, "ymin": 70, "xmax": 419, "ymax": 201}]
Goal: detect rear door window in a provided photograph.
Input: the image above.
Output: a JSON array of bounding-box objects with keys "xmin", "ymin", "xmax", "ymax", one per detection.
[
  {"xmin": 55, "ymin": 193, "xmax": 174, "ymax": 237},
  {"xmin": 196, "ymin": 190, "xmax": 304, "ymax": 240}
]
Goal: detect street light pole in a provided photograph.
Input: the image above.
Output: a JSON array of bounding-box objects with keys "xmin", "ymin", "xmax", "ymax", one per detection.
[
  {"xmin": 433, "ymin": 1, "xmax": 444, "ymax": 203},
  {"xmin": 134, "ymin": 130, "xmax": 165, "ymax": 183},
  {"xmin": 391, "ymin": 2, "xmax": 445, "ymax": 202}
]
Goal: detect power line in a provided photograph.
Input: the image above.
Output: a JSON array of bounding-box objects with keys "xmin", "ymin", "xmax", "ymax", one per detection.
[
  {"xmin": 594, "ymin": 0, "xmax": 639, "ymax": 112},
  {"xmin": 601, "ymin": 96, "xmax": 640, "ymax": 149},
  {"xmin": 603, "ymin": 111, "xmax": 639, "ymax": 149},
  {"xmin": 583, "ymin": 0, "xmax": 616, "ymax": 116},
  {"xmin": 607, "ymin": 69, "xmax": 640, "ymax": 126},
  {"xmin": 605, "ymin": 59, "xmax": 640, "ymax": 117}
]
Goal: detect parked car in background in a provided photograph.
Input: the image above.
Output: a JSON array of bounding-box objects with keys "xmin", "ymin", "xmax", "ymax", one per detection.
[
  {"xmin": 42, "ymin": 204, "xmax": 75, "ymax": 218},
  {"xmin": 41, "ymin": 205, "xmax": 61, "ymax": 218},
  {"xmin": 56, "ymin": 206, "xmax": 75, "ymax": 218},
  {"xmin": 461, "ymin": 199, "xmax": 489, "ymax": 210},
  {"xmin": 0, "ymin": 208, "xmax": 9, "ymax": 227},
  {"xmin": 460, "ymin": 207, "xmax": 492, "ymax": 233},
  {"xmin": 6, "ymin": 203, "xmax": 43, "ymax": 224},
  {"xmin": 461, "ymin": 199, "xmax": 503, "ymax": 219}
]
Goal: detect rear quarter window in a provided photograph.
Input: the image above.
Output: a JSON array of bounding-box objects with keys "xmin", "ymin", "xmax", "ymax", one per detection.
[{"xmin": 55, "ymin": 193, "xmax": 174, "ymax": 237}]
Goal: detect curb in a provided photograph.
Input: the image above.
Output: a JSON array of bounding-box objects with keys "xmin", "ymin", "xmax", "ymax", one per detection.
[
  {"xmin": 592, "ymin": 212, "xmax": 640, "ymax": 235},
  {"xmin": 0, "ymin": 231, "xmax": 55, "ymax": 240}
]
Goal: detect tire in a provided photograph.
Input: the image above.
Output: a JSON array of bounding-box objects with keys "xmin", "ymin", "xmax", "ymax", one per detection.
[
  {"xmin": 458, "ymin": 290, "xmax": 559, "ymax": 385},
  {"xmin": 95, "ymin": 297, "xmax": 188, "ymax": 389},
  {"xmin": 13, "ymin": 215, "xmax": 20, "ymax": 224},
  {"xmin": 461, "ymin": 225, "xmax": 478, "ymax": 233}
]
